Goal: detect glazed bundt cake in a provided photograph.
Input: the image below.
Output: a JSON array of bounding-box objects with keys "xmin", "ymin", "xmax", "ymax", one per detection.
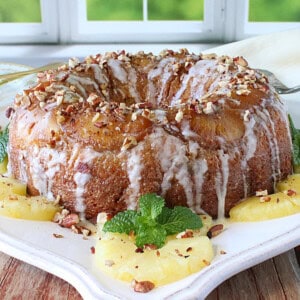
[{"xmin": 7, "ymin": 49, "xmax": 292, "ymax": 219}]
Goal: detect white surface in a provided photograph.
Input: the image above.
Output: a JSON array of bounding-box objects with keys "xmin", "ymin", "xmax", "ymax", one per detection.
[
  {"xmin": 0, "ymin": 209, "xmax": 299, "ymax": 300},
  {"xmin": 0, "ymin": 30, "xmax": 300, "ymax": 299}
]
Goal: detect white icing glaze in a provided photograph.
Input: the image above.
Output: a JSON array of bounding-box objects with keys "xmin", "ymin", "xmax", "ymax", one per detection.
[
  {"xmin": 241, "ymin": 116, "xmax": 257, "ymax": 197},
  {"xmin": 74, "ymin": 172, "xmax": 91, "ymax": 214},
  {"xmin": 107, "ymin": 59, "xmax": 127, "ymax": 83},
  {"xmin": 125, "ymin": 143, "xmax": 144, "ymax": 209},
  {"xmin": 90, "ymin": 64, "xmax": 109, "ymax": 84},
  {"xmin": 67, "ymin": 74, "xmax": 100, "ymax": 97},
  {"xmin": 181, "ymin": 120, "xmax": 198, "ymax": 139},
  {"xmin": 171, "ymin": 59, "xmax": 218, "ymax": 105},
  {"xmin": 193, "ymin": 159, "xmax": 208, "ymax": 214},
  {"xmin": 255, "ymin": 106, "xmax": 281, "ymax": 185},
  {"xmin": 153, "ymin": 109, "xmax": 167, "ymax": 123},
  {"xmin": 17, "ymin": 150, "xmax": 28, "ymax": 183},
  {"xmin": 150, "ymin": 128, "xmax": 194, "ymax": 208},
  {"xmin": 72, "ymin": 146, "xmax": 102, "ymax": 216},
  {"xmin": 29, "ymin": 145, "xmax": 66, "ymax": 200},
  {"xmin": 188, "ymin": 140, "xmax": 200, "ymax": 159},
  {"xmin": 148, "ymin": 57, "xmax": 176, "ymax": 104},
  {"xmin": 263, "ymin": 108, "xmax": 281, "ymax": 179},
  {"xmin": 127, "ymin": 67, "xmax": 140, "ymax": 103},
  {"xmin": 215, "ymin": 149, "xmax": 229, "ymax": 218}
]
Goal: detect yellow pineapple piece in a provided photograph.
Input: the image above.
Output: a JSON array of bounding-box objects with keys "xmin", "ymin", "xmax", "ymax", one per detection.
[
  {"xmin": 229, "ymin": 192, "xmax": 300, "ymax": 222},
  {"xmin": 0, "ymin": 194, "xmax": 61, "ymax": 221},
  {"xmin": 0, "ymin": 175, "xmax": 27, "ymax": 197},
  {"xmin": 276, "ymin": 174, "xmax": 300, "ymax": 194},
  {"xmin": 0, "ymin": 156, "xmax": 8, "ymax": 174},
  {"xmin": 196, "ymin": 214, "xmax": 213, "ymax": 236},
  {"xmin": 230, "ymin": 174, "xmax": 300, "ymax": 222},
  {"xmin": 95, "ymin": 232, "xmax": 213, "ymax": 286}
]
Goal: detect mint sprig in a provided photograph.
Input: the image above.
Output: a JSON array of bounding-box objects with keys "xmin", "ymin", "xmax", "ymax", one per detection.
[
  {"xmin": 103, "ymin": 193, "xmax": 203, "ymax": 248},
  {"xmin": 0, "ymin": 125, "xmax": 9, "ymax": 163},
  {"xmin": 288, "ymin": 114, "xmax": 300, "ymax": 173}
]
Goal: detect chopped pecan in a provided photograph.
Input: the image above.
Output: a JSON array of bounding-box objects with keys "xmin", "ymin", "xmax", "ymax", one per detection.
[
  {"xmin": 286, "ymin": 189, "xmax": 297, "ymax": 196},
  {"xmin": 259, "ymin": 196, "xmax": 271, "ymax": 203},
  {"xmin": 60, "ymin": 213, "xmax": 80, "ymax": 228},
  {"xmin": 207, "ymin": 224, "xmax": 224, "ymax": 238},
  {"xmin": 131, "ymin": 279, "xmax": 155, "ymax": 293},
  {"xmin": 75, "ymin": 162, "xmax": 90, "ymax": 173},
  {"xmin": 53, "ymin": 233, "xmax": 64, "ymax": 238}
]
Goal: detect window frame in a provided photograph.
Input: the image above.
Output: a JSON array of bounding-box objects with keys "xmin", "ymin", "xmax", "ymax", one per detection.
[
  {"xmin": 58, "ymin": 0, "xmax": 217, "ymax": 43},
  {"xmin": 236, "ymin": 0, "xmax": 300, "ymax": 40},
  {"xmin": 0, "ymin": 0, "xmax": 299, "ymax": 44},
  {"xmin": 0, "ymin": 0, "xmax": 58, "ymax": 44}
]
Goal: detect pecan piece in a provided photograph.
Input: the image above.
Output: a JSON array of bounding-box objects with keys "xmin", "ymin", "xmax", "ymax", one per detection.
[
  {"xmin": 60, "ymin": 213, "xmax": 80, "ymax": 228},
  {"xmin": 131, "ymin": 279, "xmax": 155, "ymax": 293},
  {"xmin": 207, "ymin": 224, "xmax": 224, "ymax": 238}
]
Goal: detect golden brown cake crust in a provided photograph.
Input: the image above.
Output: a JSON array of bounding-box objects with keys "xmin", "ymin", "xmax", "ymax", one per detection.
[{"xmin": 8, "ymin": 50, "xmax": 292, "ymax": 219}]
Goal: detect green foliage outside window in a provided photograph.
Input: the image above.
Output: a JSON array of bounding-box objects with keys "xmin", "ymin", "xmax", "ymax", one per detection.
[
  {"xmin": 0, "ymin": 0, "xmax": 299, "ymax": 23},
  {"xmin": 86, "ymin": 0, "xmax": 204, "ymax": 21},
  {"xmin": 249, "ymin": 0, "xmax": 300, "ymax": 22},
  {"xmin": 0, "ymin": 0, "xmax": 41, "ymax": 22}
]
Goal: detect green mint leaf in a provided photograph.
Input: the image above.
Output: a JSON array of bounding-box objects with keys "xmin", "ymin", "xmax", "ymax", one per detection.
[
  {"xmin": 102, "ymin": 210, "xmax": 137, "ymax": 234},
  {"xmin": 139, "ymin": 193, "xmax": 164, "ymax": 219},
  {"xmin": 0, "ymin": 125, "xmax": 9, "ymax": 163},
  {"xmin": 288, "ymin": 114, "xmax": 300, "ymax": 169},
  {"xmin": 103, "ymin": 193, "xmax": 203, "ymax": 248},
  {"xmin": 135, "ymin": 223, "xmax": 167, "ymax": 249},
  {"xmin": 159, "ymin": 206, "xmax": 203, "ymax": 235},
  {"xmin": 156, "ymin": 206, "xmax": 173, "ymax": 224}
]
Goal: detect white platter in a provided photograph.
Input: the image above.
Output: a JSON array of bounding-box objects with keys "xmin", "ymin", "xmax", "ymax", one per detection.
[{"xmin": 0, "ymin": 63, "xmax": 299, "ymax": 300}]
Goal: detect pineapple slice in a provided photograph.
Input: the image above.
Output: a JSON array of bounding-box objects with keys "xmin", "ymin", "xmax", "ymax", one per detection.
[
  {"xmin": 230, "ymin": 174, "xmax": 300, "ymax": 222},
  {"xmin": 276, "ymin": 174, "xmax": 300, "ymax": 194},
  {"xmin": 0, "ymin": 175, "xmax": 27, "ymax": 197},
  {"xmin": 229, "ymin": 192, "xmax": 300, "ymax": 222},
  {"xmin": 0, "ymin": 175, "xmax": 61, "ymax": 221},
  {"xmin": 95, "ymin": 232, "xmax": 213, "ymax": 286},
  {"xmin": 0, "ymin": 194, "xmax": 61, "ymax": 221},
  {"xmin": 0, "ymin": 156, "xmax": 8, "ymax": 174}
]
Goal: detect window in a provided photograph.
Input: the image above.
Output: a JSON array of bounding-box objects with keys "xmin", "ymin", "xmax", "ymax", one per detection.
[
  {"xmin": 0, "ymin": 0, "xmax": 41, "ymax": 22},
  {"xmin": 86, "ymin": 0, "xmax": 204, "ymax": 21},
  {"xmin": 249, "ymin": 0, "xmax": 300, "ymax": 22},
  {"xmin": 236, "ymin": 0, "xmax": 300, "ymax": 40},
  {"xmin": 0, "ymin": 0, "xmax": 299, "ymax": 44},
  {"xmin": 62, "ymin": 0, "xmax": 211, "ymax": 43},
  {"xmin": 0, "ymin": 0, "xmax": 57, "ymax": 43}
]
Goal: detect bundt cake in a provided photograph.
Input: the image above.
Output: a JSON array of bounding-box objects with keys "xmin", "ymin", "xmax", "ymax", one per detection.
[{"xmin": 7, "ymin": 49, "xmax": 292, "ymax": 219}]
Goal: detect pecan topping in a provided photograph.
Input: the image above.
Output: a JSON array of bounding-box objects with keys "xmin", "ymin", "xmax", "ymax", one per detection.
[
  {"xmin": 286, "ymin": 189, "xmax": 297, "ymax": 196},
  {"xmin": 207, "ymin": 224, "xmax": 224, "ymax": 238},
  {"xmin": 131, "ymin": 279, "xmax": 155, "ymax": 293},
  {"xmin": 75, "ymin": 162, "xmax": 90, "ymax": 173},
  {"xmin": 59, "ymin": 213, "xmax": 80, "ymax": 228},
  {"xmin": 259, "ymin": 196, "xmax": 271, "ymax": 203}
]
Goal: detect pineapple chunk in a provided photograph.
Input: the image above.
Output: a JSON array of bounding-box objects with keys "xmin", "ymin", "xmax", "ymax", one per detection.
[
  {"xmin": 0, "ymin": 156, "xmax": 8, "ymax": 174},
  {"xmin": 0, "ymin": 176, "xmax": 27, "ymax": 197},
  {"xmin": 0, "ymin": 194, "xmax": 61, "ymax": 221},
  {"xmin": 95, "ymin": 232, "xmax": 213, "ymax": 286},
  {"xmin": 229, "ymin": 192, "xmax": 300, "ymax": 222},
  {"xmin": 276, "ymin": 174, "xmax": 300, "ymax": 194},
  {"xmin": 230, "ymin": 174, "xmax": 300, "ymax": 222}
]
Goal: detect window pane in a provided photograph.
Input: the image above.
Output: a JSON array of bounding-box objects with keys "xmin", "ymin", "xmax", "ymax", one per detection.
[
  {"xmin": 0, "ymin": 0, "xmax": 41, "ymax": 22},
  {"xmin": 249, "ymin": 0, "xmax": 300, "ymax": 22},
  {"xmin": 86, "ymin": 0, "xmax": 143, "ymax": 21},
  {"xmin": 148, "ymin": 0, "xmax": 204, "ymax": 20}
]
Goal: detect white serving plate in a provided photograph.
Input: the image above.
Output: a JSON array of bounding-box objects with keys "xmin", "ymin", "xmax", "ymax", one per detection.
[{"xmin": 0, "ymin": 63, "xmax": 299, "ymax": 300}]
